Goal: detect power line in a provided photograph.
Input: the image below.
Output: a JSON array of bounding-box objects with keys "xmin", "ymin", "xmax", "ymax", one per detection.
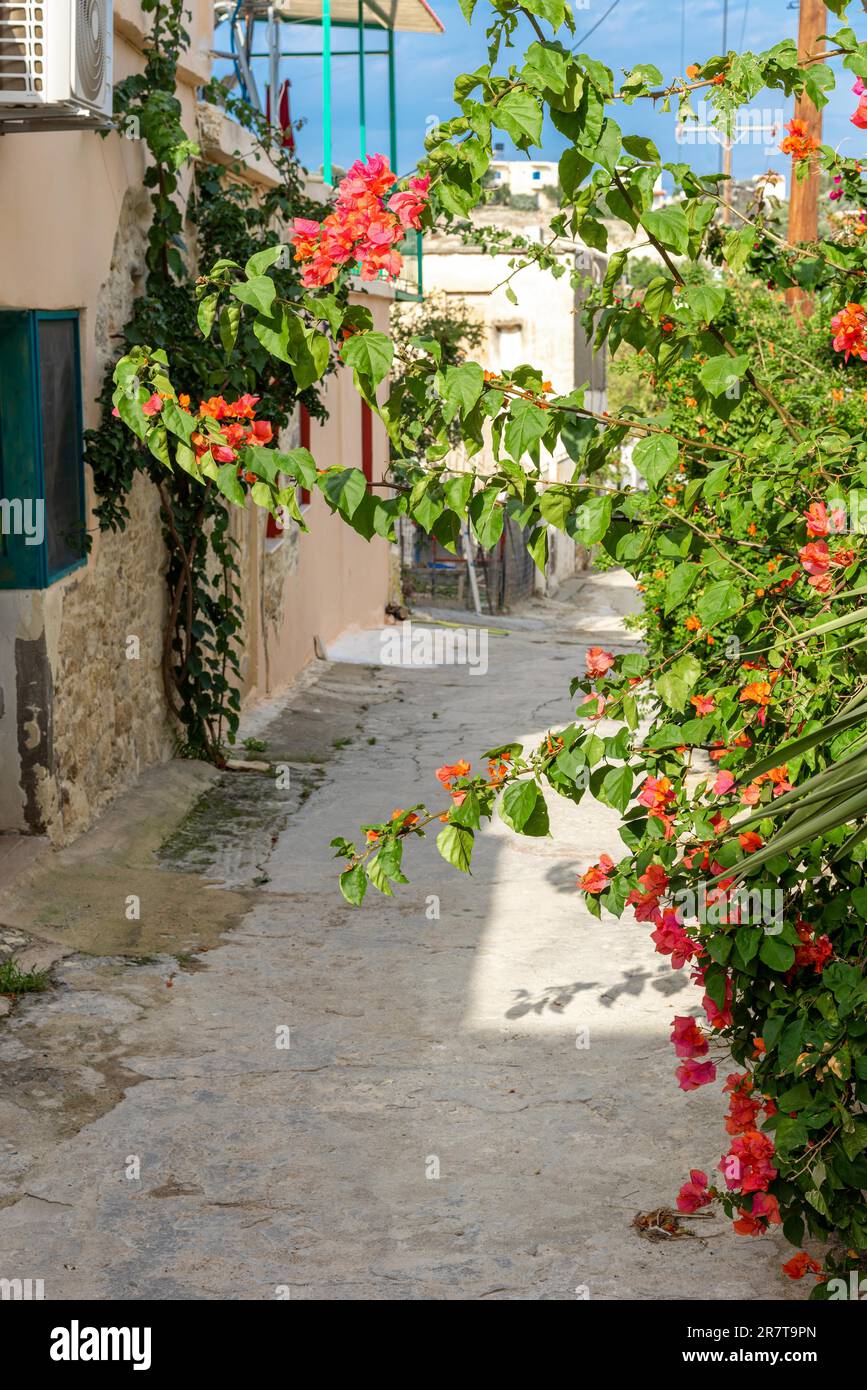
[
  {"xmin": 739, "ymin": 0, "xmax": 751, "ymax": 49},
  {"xmin": 680, "ymin": 0, "xmax": 686, "ymax": 74},
  {"xmin": 574, "ymin": 0, "xmax": 621, "ymax": 50}
]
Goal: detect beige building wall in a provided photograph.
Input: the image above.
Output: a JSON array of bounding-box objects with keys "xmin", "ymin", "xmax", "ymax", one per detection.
[
  {"xmin": 0, "ymin": 1, "xmax": 389, "ymax": 842},
  {"xmin": 422, "ymin": 216, "xmax": 604, "ymax": 593}
]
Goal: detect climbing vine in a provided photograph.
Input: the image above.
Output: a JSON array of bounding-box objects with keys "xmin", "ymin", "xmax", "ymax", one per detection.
[{"xmin": 85, "ymin": 0, "xmax": 331, "ymax": 758}]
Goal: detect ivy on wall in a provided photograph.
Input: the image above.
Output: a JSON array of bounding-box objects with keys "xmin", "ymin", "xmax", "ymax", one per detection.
[{"xmin": 85, "ymin": 0, "xmax": 334, "ymax": 758}]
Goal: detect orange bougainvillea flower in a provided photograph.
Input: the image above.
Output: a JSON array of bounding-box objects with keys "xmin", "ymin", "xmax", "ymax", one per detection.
[
  {"xmin": 579, "ymin": 853, "xmax": 614, "ymax": 895},
  {"xmin": 435, "ymin": 759, "xmax": 471, "ymax": 787},
  {"xmin": 685, "ymin": 615, "xmax": 701, "ymax": 632},
  {"xmin": 686, "ymin": 63, "xmax": 700, "ymax": 79},
  {"xmin": 740, "ymin": 681, "xmax": 772, "ymax": 707},
  {"xmin": 739, "ymin": 831, "xmax": 764, "ymax": 853},
  {"xmin": 831, "ymin": 302, "xmax": 867, "ymax": 362},
  {"xmin": 780, "ymin": 118, "xmax": 820, "ymax": 161},
  {"xmin": 782, "ymin": 1252, "xmax": 822, "ymax": 1280},
  {"xmin": 690, "ymin": 694, "xmax": 715, "ymax": 716},
  {"xmin": 585, "ymin": 647, "xmax": 615, "ymax": 678}
]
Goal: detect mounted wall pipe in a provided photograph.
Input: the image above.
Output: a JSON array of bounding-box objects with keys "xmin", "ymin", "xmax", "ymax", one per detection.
[
  {"xmin": 358, "ymin": 0, "xmax": 367, "ymax": 159},
  {"xmin": 322, "ymin": 0, "xmax": 333, "ymax": 183}
]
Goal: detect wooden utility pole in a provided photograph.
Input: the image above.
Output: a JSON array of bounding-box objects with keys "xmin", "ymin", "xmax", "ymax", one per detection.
[{"xmin": 787, "ymin": 0, "xmax": 826, "ymax": 247}]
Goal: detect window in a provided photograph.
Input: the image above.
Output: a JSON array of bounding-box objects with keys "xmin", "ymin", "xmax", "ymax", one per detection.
[
  {"xmin": 495, "ymin": 323, "xmax": 524, "ymax": 372},
  {"xmin": 0, "ymin": 310, "xmax": 86, "ymax": 589},
  {"xmin": 532, "ymin": 170, "xmax": 542, "ymax": 181}
]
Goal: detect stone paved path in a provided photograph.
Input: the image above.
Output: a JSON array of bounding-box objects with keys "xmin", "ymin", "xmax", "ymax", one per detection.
[{"xmin": 0, "ymin": 572, "xmax": 801, "ymax": 1300}]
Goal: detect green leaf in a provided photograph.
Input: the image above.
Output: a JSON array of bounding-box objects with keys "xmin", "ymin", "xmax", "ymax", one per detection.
[
  {"xmin": 574, "ymin": 494, "xmax": 611, "ymax": 546},
  {"xmin": 496, "ymin": 90, "xmax": 544, "ymax": 147},
  {"xmin": 664, "ymin": 562, "xmax": 701, "ymax": 615},
  {"xmin": 500, "ymin": 779, "xmax": 540, "ymax": 832},
  {"xmin": 197, "ymin": 293, "xmax": 219, "ymax": 339},
  {"xmin": 600, "ymin": 764, "xmax": 633, "ymax": 813},
  {"xmin": 759, "ymin": 935, "xmax": 796, "ymax": 972},
  {"xmin": 219, "ymin": 302, "xmax": 241, "ymax": 356},
  {"xmin": 161, "ymin": 398, "xmax": 195, "ymax": 445},
  {"xmin": 214, "ymin": 461, "xmax": 246, "ymax": 506},
  {"xmin": 700, "ymin": 353, "xmax": 749, "ymax": 399},
  {"xmin": 342, "ymin": 331, "xmax": 394, "ymax": 387},
  {"xmin": 470, "ymin": 486, "xmax": 504, "ymax": 549},
  {"xmin": 321, "ymin": 467, "xmax": 368, "ymax": 520},
  {"xmin": 244, "ymin": 243, "xmax": 285, "ymax": 278},
  {"xmin": 504, "ymin": 398, "xmax": 548, "ymax": 459},
  {"xmin": 339, "ymin": 863, "xmax": 368, "ymax": 906},
  {"xmin": 231, "ymin": 275, "xmax": 277, "ymax": 315},
  {"xmin": 642, "ymin": 205, "xmax": 690, "ymax": 256},
  {"xmin": 697, "ymin": 579, "xmax": 741, "ymax": 627},
  {"xmin": 441, "ymin": 362, "xmax": 484, "ymax": 419},
  {"xmin": 633, "ymin": 433, "xmax": 677, "ymax": 487},
  {"xmin": 437, "ymin": 823, "xmax": 474, "ymax": 872},
  {"xmin": 656, "ymin": 671, "xmax": 689, "ymax": 713},
  {"xmin": 685, "ymin": 284, "xmax": 727, "ymax": 323}
]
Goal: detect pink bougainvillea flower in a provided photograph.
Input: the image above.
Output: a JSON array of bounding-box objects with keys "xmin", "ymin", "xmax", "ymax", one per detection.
[
  {"xmin": 142, "ymin": 392, "xmax": 164, "ymax": 416},
  {"xmin": 651, "ymin": 911, "xmax": 701, "ymax": 969},
  {"xmin": 387, "ymin": 174, "xmax": 431, "ymax": 230},
  {"xmin": 712, "ymin": 769, "xmax": 736, "ymax": 796},
  {"xmin": 702, "ymin": 972, "xmax": 733, "ymax": 1030},
  {"xmin": 585, "ymin": 646, "xmax": 615, "ymax": 677},
  {"xmin": 676, "ymin": 1169, "xmax": 712, "ymax": 1214},
  {"xmin": 671, "ymin": 1014, "xmax": 709, "ymax": 1058},
  {"xmin": 677, "ymin": 1058, "xmax": 717, "ymax": 1091}
]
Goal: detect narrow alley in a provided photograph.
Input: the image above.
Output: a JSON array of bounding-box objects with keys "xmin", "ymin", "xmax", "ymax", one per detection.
[{"xmin": 0, "ymin": 573, "xmax": 800, "ymax": 1300}]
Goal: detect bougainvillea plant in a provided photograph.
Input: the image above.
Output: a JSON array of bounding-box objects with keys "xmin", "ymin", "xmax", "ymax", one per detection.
[{"xmin": 113, "ymin": 0, "xmax": 867, "ymax": 1296}]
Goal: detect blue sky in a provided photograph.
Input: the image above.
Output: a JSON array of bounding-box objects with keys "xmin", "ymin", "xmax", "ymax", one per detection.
[{"xmin": 215, "ymin": 1, "xmax": 867, "ymax": 185}]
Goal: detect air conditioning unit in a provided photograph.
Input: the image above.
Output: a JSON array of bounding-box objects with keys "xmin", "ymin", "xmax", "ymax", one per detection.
[{"xmin": 0, "ymin": 0, "xmax": 113, "ymax": 123}]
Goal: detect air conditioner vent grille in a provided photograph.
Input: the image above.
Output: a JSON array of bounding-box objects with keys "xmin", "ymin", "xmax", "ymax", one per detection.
[
  {"xmin": 0, "ymin": 3, "xmax": 44, "ymax": 97},
  {"xmin": 75, "ymin": 0, "xmax": 104, "ymax": 104}
]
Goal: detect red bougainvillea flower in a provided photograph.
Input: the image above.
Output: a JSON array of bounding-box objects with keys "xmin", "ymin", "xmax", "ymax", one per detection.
[
  {"xmin": 723, "ymin": 1073, "xmax": 763, "ymax": 1136},
  {"xmin": 690, "ymin": 694, "xmax": 715, "ymax": 716},
  {"xmin": 585, "ymin": 646, "xmax": 615, "ymax": 677},
  {"xmin": 794, "ymin": 920, "xmax": 833, "ymax": 974},
  {"xmin": 780, "ymin": 118, "xmax": 820, "ymax": 160},
  {"xmin": 579, "ymin": 853, "xmax": 614, "ymax": 894},
  {"xmin": 676, "ymin": 1169, "xmax": 712, "ymax": 1214},
  {"xmin": 720, "ymin": 1130, "xmax": 778, "ymax": 1193},
  {"xmin": 782, "ymin": 1251, "xmax": 822, "ymax": 1280},
  {"xmin": 831, "ymin": 302, "xmax": 867, "ymax": 362},
  {"xmin": 651, "ymin": 911, "xmax": 701, "ymax": 969},
  {"xmin": 738, "ymin": 831, "xmax": 763, "ymax": 853},
  {"xmin": 671, "ymin": 1014, "xmax": 709, "ymax": 1058},
  {"xmin": 733, "ymin": 1191, "xmax": 781, "ymax": 1236},
  {"xmin": 677, "ymin": 1058, "xmax": 717, "ymax": 1091}
]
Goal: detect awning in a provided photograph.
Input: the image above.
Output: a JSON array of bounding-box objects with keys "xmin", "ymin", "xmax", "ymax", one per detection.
[{"xmin": 265, "ymin": 0, "xmax": 444, "ymax": 32}]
